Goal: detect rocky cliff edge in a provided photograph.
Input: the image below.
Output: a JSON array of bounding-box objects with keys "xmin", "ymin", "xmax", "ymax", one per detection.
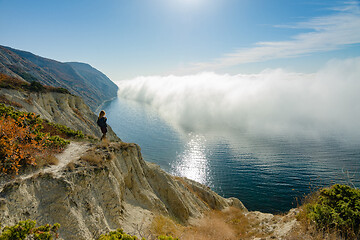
[{"xmin": 0, "ymin": 141, "xmax": 246, "ymax": 240}]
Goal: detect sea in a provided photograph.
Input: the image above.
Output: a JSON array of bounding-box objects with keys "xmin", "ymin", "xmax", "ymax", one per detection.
[{"xmin": 103, "ymin": 97, "xmax": 360, "ymax": 213}]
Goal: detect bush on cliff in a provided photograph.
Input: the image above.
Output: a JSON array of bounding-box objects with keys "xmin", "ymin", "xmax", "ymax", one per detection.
[
  {"xmin": 97, "ymin": 228, "xmax": 178, "ymax": 240},
  {"xmin": 27, "ymin": 81, "xmax": 45, "ymax": 92},
  {"xmin": 0, "ymin": 115, "xmax": 44, "ymax": 174},
  {"xmin": 0, "ymin": 220, "xmax": 60, "ymax": 240},
  {"xmin": 0, "ymin": 104, "xmax": 74, "ymax": 174},
  {"xmin": 301, "ymin": 184, "xmax": 360, "ymax": 239},
  {"xmin": 98, "ymin": 229, "xmax": 139, "ymax": 240},
  {"xmin": 0, "ymin": 73, "xmax": 71, "ymax": 94},
  {"xmin": 45, "ymin": 121, "xmax": 84, "ymax": 139}
]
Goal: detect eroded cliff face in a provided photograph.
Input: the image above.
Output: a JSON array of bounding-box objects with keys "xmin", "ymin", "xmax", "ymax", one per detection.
[
  {"xmin": 0, "ymin": 88, "xmax": 119, "ymax": 141},
  {"xmin": 0, "ymin": 142, "xmax": 245, "ymax": 240}
]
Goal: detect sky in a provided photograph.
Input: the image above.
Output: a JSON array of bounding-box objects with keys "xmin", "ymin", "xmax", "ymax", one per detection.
[{"xmin": 0, "ymin": 0, "xmax": 360, "ymax": 80}]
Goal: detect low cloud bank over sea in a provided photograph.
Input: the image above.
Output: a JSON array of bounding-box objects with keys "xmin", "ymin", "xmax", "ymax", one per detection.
[{"xmin": 117, "ymin": 58, "xmax": 360, "ymax": 141}]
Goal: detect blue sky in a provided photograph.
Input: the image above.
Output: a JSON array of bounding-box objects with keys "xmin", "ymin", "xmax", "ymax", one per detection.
[{"xmin": 0, "ymin": 0, "xmax": 359, "ymax": 80}]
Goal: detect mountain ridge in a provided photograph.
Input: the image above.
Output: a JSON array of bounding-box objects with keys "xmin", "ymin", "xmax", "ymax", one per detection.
[{"xmin": 0, "ymin": 45, "xmax": 118, "ymax": 110}]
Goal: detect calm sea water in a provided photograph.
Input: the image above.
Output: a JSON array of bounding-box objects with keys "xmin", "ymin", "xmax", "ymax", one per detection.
[{"xmin": 103, "ymin": 97, "xmax": 360, "ymax": 213}]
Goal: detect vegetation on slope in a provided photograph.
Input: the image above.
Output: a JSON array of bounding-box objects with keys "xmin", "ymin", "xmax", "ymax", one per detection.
[
  {"xmin": 0, "ymin": 103, "xmax": 85, "ymax": 175},
  {"xmin": 0, "ymin": 73, "xmax": 70, "ymax": 94},
  {"xmin": 299, "ymin": 184, "xmax": 360, "ymax": 239},
  {"xmin": 0, "ymin": 221, "xmax": 177, "ymax": 240},
  {"xmin": 0, "ymin": 220, "xmax": 60, "ymax": 240}
]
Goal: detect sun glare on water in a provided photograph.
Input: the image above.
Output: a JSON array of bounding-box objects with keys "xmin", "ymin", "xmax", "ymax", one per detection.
[{"xmin": 172, "ymin": 134, "xmax": 211, "ymax": 185}]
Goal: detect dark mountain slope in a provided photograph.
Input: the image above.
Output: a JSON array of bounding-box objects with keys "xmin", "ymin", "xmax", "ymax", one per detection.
[{"xmin": 0, "ymin": 45, "xmax": 118, "ymax": 110}]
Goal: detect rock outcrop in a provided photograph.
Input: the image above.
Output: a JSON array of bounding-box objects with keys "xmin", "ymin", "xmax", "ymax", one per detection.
[
  {"xmin": 0, "ymin": 142, "xmax": 246, "ymax": 240},
  {"xmin": 0, "ymin": 88, "xmax": 119, "ymax": 141},
  {"xmin": 0, "ymin": 45, "xmax": 118, "ymax": 110}
]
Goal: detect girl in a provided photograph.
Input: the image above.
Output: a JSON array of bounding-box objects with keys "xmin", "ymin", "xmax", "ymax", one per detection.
[{"xmin": 97, "ymin": 110, "xmax": 107, "ymax": 140}]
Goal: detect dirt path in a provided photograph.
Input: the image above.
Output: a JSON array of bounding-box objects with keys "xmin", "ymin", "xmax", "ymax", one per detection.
[
  {"xmin": 51, "ymin": 141, "xmax": 91, "ymax": 173},
  {"xmin": 25, "ymin": 141, "xmax": 91, "ymax": 179},
  {"xmin": 0, "ymin": 141, "xmax": 91, "ymax": 191}
]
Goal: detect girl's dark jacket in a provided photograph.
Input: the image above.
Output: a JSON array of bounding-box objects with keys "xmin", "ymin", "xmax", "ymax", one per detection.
[{"xmin": 97, "ymin": 117, "xmax": 107, "ymax": 128}]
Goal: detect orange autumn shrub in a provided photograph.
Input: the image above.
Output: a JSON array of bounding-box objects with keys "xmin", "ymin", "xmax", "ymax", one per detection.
[
  {"xmin": 0, "ymin": 104, "xmax": 75, "ymax": 175},
  {"xmin": 0, "ymin": 116, "xmax": 44, "ymax": 174}
]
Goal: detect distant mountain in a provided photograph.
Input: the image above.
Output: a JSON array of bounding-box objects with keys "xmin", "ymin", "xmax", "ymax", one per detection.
[{"xmin": 0, "ymin": 45, "xmax": 118, "ymax": 110}]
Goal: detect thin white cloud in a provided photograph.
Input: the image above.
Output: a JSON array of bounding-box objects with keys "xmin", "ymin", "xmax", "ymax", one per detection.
[{"xmin": 184, "ymin": 2, "xmax": 360, "ymax": 72}]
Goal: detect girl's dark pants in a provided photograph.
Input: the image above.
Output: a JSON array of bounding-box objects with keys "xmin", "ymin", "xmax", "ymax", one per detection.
[{"xmin": 101, "ymin": 127, "xmax": 107, "ymax": 140}]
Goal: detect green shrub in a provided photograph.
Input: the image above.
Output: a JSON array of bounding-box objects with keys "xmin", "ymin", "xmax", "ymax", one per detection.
[
  {"xmin": 158, "ymin": 236, "xmax": 179, "ymax": 240},
  {"xmin": 97, "ymin": 229, "xmax": 178, "ymax": 240},
  {"xmin": 97, "ymin": 229, "xmax": 140, "ymax": 240},
  {"xmin": 48, "ymin": 87, "xmax": 71, "ymax": 94},
  {"xmin": 27, "ymin": 81, "xmax": 45, "ymax": 92},
  {"xmin": 0, "ymin": 220, "xmax": 60, "ymax": 240},
  {"xmin": 45, "ymin": 135, "xmax": 70, "ymax": 149},
  {"xmin": 48, "ymin": 122, "xmax": 85, "ymax": 139},
  {"xmin": 304, "ymin": 184, "xmax": 360, "ymax": 238},
  {"xmin": 0, "ymin": 103, "xmax": 43, "ymax": 130}
]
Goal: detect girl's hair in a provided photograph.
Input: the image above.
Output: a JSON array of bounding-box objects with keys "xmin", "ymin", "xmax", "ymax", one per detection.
[{"xmin": 98, "ymin": 110, "xmax": 105, "ymax": 119}]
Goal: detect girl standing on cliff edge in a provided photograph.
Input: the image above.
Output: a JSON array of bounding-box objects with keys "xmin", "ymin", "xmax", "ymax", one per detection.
[{"xmin": 97, "ymin": 110, "xmax": 107, "ymax": 140}]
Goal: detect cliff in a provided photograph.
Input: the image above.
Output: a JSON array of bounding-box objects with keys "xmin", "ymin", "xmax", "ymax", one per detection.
[
  {"xmin": 0, "ymin": 141, "xmax": 245, "ymax": 240},
  {"xmin": 0, "ymin": 45, "xmax": 118, "ymax": 110}
]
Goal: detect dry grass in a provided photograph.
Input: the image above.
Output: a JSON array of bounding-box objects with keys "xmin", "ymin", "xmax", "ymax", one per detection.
[
  {"xmin": 35, "ymin": 153, "xmax": 59, "ymax": 168},
  {"xmin": 110, "ymin": 141, "xmax": 133, "ymax": 150},
  {"xmin": 150, "ymin": 215, "xmax": 184, "ymax": 238},
  {"xmin": 80, "ymin": 151, "xmax": 103, "ymax": 167},
  {"xmin": 148, "ymin": 206, "xmax": 343, "ymax": 240},
  {"xmin": 182, "ymin": 212, "xmax": 236, "ymax": 240},
  {"xmin": 79, "ymin": 142, "xmax": 125, "ymax": 167},
  {"xmin": 108, "ymin": 141, "xmax": 136, "ymax": 157},
  {"xmin": 149, "ymin": 208, "xmax": 272, "ymax": 240},
  {"xmin": 286, "ymin": 220, "xmax": 341, "ymax": 240},
  {"xmin": 66, "ymin": 161, "xmax": 76, "ymax": 171},
  {"xmin": 98, "ymin": 140, "xmax": 110, "ymax": 148}
]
